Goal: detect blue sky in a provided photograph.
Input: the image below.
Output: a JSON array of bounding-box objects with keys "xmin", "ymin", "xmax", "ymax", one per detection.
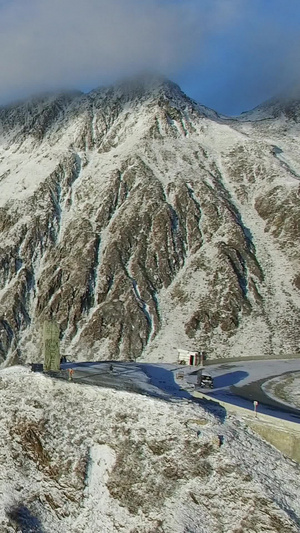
[
  {"xmin": 0, "ymin": 0, "xmax": 299, "ymax": 114},
  {"xmin": 177, "ymin": 0, "xmax": 300, "ymax": 114}
]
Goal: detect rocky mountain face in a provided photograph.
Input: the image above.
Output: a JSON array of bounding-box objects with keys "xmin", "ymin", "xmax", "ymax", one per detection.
[{"xmin": 0, "ymin": 77, "xmax": 299, "ymax": 364}]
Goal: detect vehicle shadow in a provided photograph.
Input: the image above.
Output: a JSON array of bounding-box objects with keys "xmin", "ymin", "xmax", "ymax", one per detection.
[
  {"xmin": 141, "ymin": 364, "xmax": 226, "ymax": 423},
  {"xmin": 213, "ymin": 371, "xmax": 249, "ymax": 388}
]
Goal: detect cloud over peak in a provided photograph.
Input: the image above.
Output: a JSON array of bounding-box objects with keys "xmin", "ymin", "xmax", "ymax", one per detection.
[
  {"xmin": 0, "ymin": 0, "xmax": 210, "ymax": 103},
  {"xmin": 0, "ymin": 0, "xmax": 299, "ymax": 114}
]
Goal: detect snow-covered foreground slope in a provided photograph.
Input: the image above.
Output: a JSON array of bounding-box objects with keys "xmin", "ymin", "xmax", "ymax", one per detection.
[
  {"xmin": 0, "ymin": 76, "xmax": 300, "ymax": 363},
  {"xmin": 0, "ymin": 366, "xmax": 300, "ymax": 532}
]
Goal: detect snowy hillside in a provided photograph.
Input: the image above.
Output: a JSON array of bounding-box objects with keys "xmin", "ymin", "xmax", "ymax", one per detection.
[
  {"xmin": 0, "ymin": 76, "xmax": 299, "ymax": 363},
  {"xmin": 0, "ymin": 366, "xmax": 299, "ymax": 532}
]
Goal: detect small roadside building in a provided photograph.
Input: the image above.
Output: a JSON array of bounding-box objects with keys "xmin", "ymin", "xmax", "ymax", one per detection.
[{"xmin": 177, "ymin": 349, "xmax": 202, "ymax": 366}]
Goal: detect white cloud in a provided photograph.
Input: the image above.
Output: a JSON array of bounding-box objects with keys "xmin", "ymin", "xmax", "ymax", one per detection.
[
  {"xmin": 0, "ymin": 0, "xmax": 298, "ymax": 111},
  {"xmin": 0, "ymin": 0, "xmax": 211, "ymax": 102}
]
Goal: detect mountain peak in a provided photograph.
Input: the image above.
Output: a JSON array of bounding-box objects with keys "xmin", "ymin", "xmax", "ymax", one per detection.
[
  {"xmin": 239, "ymin": 86, "xmax": 300, "ymax": 122},
  {"xmin": 87, "ymin": 73, "xmax": 186, "ymax": 107}
]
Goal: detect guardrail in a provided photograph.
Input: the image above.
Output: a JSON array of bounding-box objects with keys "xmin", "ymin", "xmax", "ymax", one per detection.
[{"xmin": 193, "ymin": 389, "xmax": 300, "ymax": 462}]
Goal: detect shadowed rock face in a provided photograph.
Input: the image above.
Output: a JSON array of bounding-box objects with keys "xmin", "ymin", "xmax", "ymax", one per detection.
[{"xmin": 0, "ymin": 77, "xmax": 299, "ymax": 363}]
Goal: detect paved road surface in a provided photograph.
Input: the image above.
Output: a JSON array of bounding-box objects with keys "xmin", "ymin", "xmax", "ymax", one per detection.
[
  {"xmin": 56, "ymin": 358, "xmax": 300, "ymax": 423},
  {"xmin": 187, "ymin": 359, "xmax": 300, "ymax": 422}
]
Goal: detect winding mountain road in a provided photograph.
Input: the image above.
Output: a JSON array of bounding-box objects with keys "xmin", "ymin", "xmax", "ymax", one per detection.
[
  {"xmin": 57, "ymin": 358, "xmax": 300, "ymax": 423},
  {"xmin": 190, "ymin": 358, "xmax": 300, "ymax": 422}
]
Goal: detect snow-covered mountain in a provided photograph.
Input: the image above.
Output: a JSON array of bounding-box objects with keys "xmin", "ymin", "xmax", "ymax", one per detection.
[
  {"xmin": 0, "ymin": 365, "xmax": 299, "ymax": 532},
  {"xmin": 0, "ymin": 76, "xmax": 300, "ymax": 364}
]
